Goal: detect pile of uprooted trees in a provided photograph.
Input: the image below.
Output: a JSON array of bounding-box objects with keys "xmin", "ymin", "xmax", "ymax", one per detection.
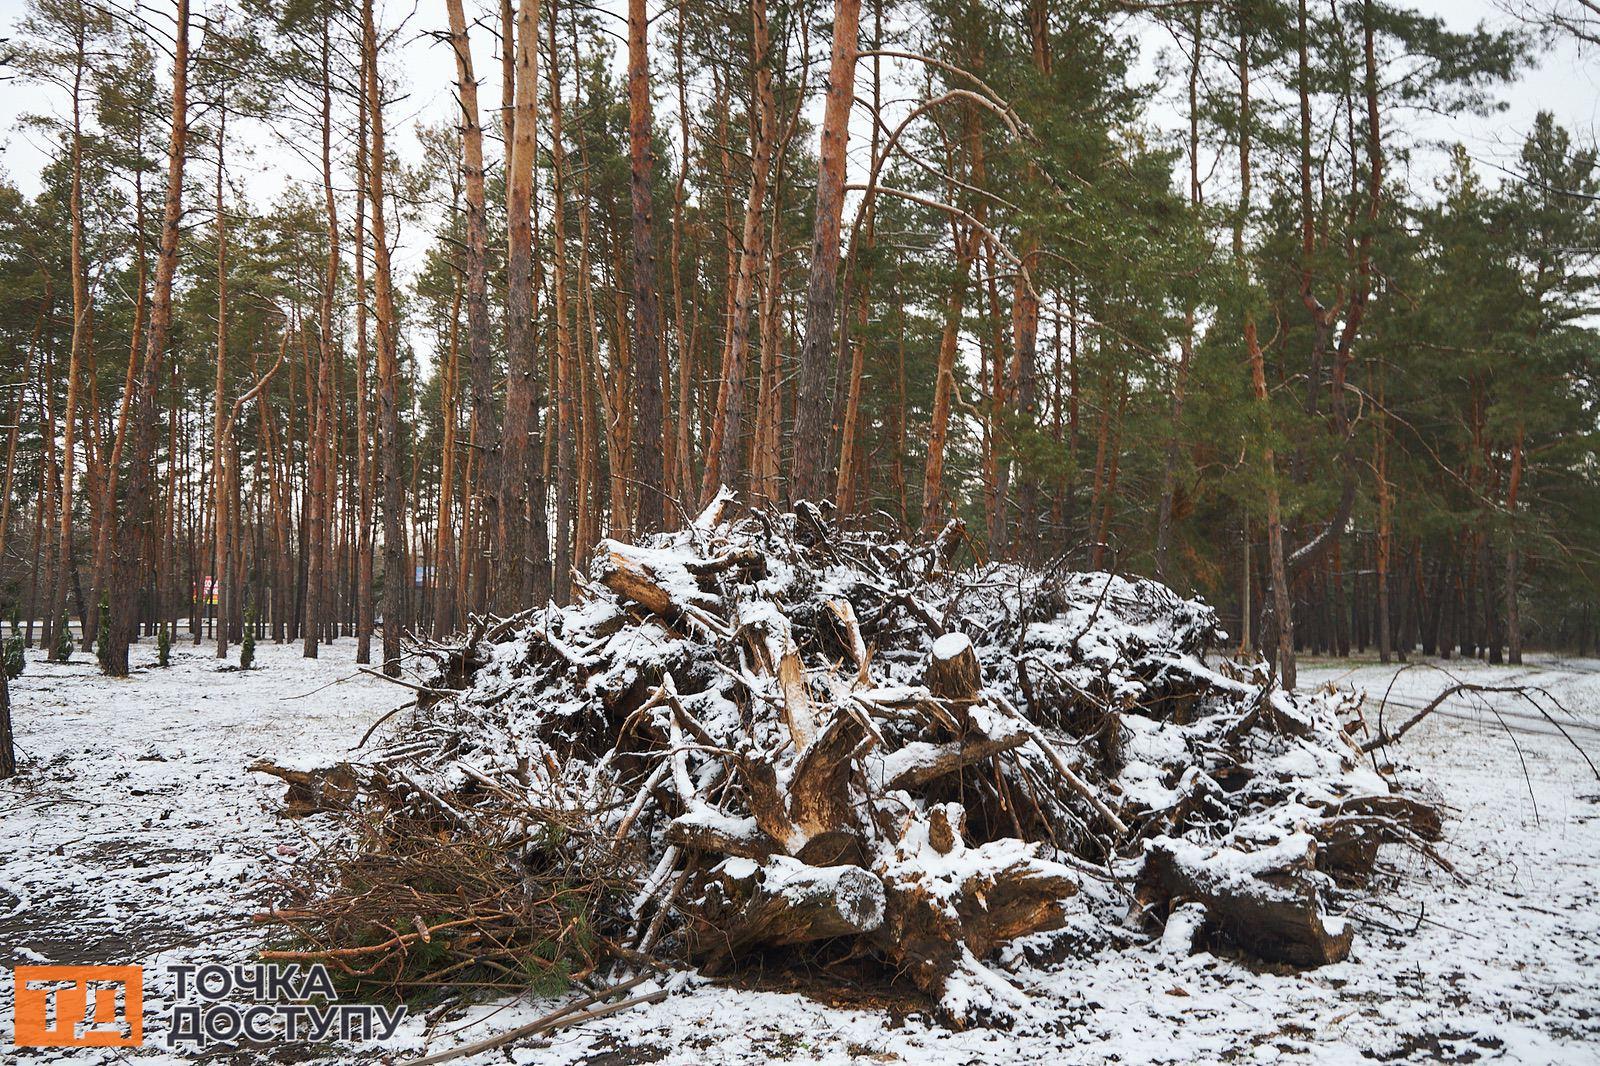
[{"xmin": 256, "ymin": 493, "xmax": 1444, "ymax": 1027}]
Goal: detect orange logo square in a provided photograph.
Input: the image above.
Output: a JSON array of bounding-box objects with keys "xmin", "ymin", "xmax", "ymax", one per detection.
[{"xmin": 11, "ymin": 965, "xmax": 143, "ymax": 1047}]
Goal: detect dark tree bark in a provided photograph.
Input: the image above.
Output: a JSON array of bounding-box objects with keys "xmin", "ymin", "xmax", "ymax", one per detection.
[
  {"xmin": 367, "ymin": 0, "xmax": 405, "ymax": 676},
  {"xmin": 107, "ymin": 0, "xmax": 190, "ymax": 678},
  {"xmin": 701, "ymin": 0, "xmax": 776, "ymax": 504},
  {"xmin": 790, "ymin": 0, "xmax": 862, "ymax": 505},
  {"xmin": 501, "ymin": 0, "xmax": 548, "ymax": 608},
  {"xmin": 626, "ymin": 0, "xmax": 666, "ymax": 532},
  {"xmin": 445, "ymin": 0, "xmax": 500, "ymax": 606}
]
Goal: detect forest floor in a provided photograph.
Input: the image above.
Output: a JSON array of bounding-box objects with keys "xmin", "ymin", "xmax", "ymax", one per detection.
[{"xmin": 3, "ymin": 638, "xmax": 1598, "ymax": 1064}]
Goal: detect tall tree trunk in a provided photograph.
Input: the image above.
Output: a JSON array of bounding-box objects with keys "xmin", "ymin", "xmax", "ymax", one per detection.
[
  {"xmin": 1505, "ymin": 426, "xmax": 1524, "ymax": 664},
  {"xmin": 1375, "ymin": 363, "xmax": 1393, "ymax": 663},
  {"xmin": 750, "ymin": 170, "xmax": 787, "ymax": 506},
  {"xmin": 791, "ymin": 0, "xmax": 861, "ymax": 504},
  {"xmin": 55, "ymin": 37, "xmax": 91, "ymax": 663},
  {"xmin": 107, "ymin": 0, "xmax": 189, "ymax": 677},
  {"xmin": 355, "ymin": 38, "xmax": 375, "ymax": 662},
  {"xmin": 304, "ymin": 23, "xmax": 340, "ymax": 659},
  {"xmin": 702, "ymin": 0, "xmax": 776, "ymax": 503},
  {"xmin": 626, "ymin": 0, "xmax": 666, "ymax": 531},
  {"xmin": 433, "ymin": 281, "xmax": 462, "ymax": 637},
  {"xmin": 213, "ymin": 93, "xmax": 231, "ymax": 658},
  {"xmin": 920, "ymin": 231, "xmax": 974, "ymax": 529},
  {"xmin": 834, "ymin": 0, "xmax": 883, "ymax": 519},
  {"xmin": 670, "ymin": 17, "xmax": 695, "ymax": 512},
  {"xmin": 501, "ymin": 0, "xmax": 547, "ymax": 608},
  {"xmin": 90, "ymin": 143, "xmax": 147, "ymax": 646},
  {"xmin": 367, "ymin": 0, "xmax": 405, "ymax": 676},
  {"xmin": 1155, "ymin": 6, "xmax": 1202, "ymax": 584},
  {"xmin": 1237, "ymin": 22, "xmax": 1296, "ymax": 689},
  {"xmin": 546, "ymin": 0, "xmax": 578, "ymax": 601},
  {"xmin": 445, "ymin": 0, "xmax": 500, "ymax": 609},
  {"xmin": 0, "ymin": 304, "xmax": 37, "ymax": 776},
  {"xmin": 0, "ymin": 660, "xmax": 12, "ymax": 779}
]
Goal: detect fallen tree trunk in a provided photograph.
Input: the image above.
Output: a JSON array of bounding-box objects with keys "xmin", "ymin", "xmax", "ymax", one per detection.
[{"xmin": 1138, "ymin": 834, "xmax": 1353, "ymax": 966}]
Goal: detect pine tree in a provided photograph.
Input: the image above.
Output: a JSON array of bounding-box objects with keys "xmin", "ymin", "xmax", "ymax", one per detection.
[
  {"xmin": 240, "ymin": 597, "xmax": 256, "ymax": 671},
  {"xmin": 94, "ymin": 594, "xmax": 110, "ymax": 671},
  {"xmin": 54, "ymin": 610, "xmax": 73, "ymax": 663}
]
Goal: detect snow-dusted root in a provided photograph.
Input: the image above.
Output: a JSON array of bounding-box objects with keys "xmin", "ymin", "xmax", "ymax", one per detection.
[
  {"xmin": 868, "ymin": 805, "xmax": 1079, "ymax": 1027},
  {"xmin": 1136, "ymin": 834, "xmax": 1353, "ymax": 966},
  {"xmin": 249, "ymin": 759, "xmax": 361, "ymax": 815},
  {"xmin": 929, "ymin": 944, "xmax": 1034, "ymax": 1030}
]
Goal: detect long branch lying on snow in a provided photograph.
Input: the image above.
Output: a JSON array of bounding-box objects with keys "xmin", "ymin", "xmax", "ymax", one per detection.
[{"xmin": 257, "ymin": 493, "xmax": 1443, "ymax": 1028}]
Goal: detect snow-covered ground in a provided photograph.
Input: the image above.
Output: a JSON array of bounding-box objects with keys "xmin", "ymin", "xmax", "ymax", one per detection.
[{"xmin": 3, "ymin": 641, "xmax": 1598, "ymax": 1063}]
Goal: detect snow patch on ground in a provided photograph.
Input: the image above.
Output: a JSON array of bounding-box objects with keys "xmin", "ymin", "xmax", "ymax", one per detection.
[{"xmin": 3, "ymin": 645, "xmax": 1597, "ymax": 1063}]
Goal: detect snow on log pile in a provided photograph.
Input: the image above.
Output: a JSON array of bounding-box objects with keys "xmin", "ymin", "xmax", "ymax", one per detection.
[{"xmin": 262, "ymin": 494, "xmax": 1443, "ymax": 1028}]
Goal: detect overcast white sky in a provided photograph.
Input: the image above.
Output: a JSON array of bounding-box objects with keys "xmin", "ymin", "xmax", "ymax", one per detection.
[{"xmin": 0, "ymin": 0, "xmax": 1594, "ymax": 280}]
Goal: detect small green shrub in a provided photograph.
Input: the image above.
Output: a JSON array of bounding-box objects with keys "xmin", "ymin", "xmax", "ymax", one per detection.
[
  {"xmin": 95, "ymin": 595, "xmax": 111, "ymax": 671},
  {"xmin": 53, "ymin": 610, "xmax": 72, "ymax": 662},
  {"xmin": 240, "ymin": 600, "xmax": 257, "ymax": 671},
  {"xmin": 3, "ymin": 634, "xmax": 22, "ymax": 680}
]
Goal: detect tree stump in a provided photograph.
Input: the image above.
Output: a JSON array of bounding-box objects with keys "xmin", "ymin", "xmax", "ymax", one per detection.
[{"xmin": 927, "ymin": 632, "xmax": 981, "ymax": 733}]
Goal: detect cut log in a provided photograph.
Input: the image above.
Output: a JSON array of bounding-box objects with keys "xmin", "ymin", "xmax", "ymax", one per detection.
[
  {"xmin": 1312, "ymin": 794, "xmax": 1444, "ymax": 883},
  {"xmin": 665, "ymin": 807, "xmax": 779, "ymax": 859},
  {"xmin": 596, "ymin": 542, "xmax": 678, "ymax": 617},
  {"xmin": 683, "ymin": 546, "xmax": 767, "ymax": 579},
  {"xmin": 1137, "ymin": 834, "xmax": 1352, "ymax": 966},
  {"xmin": 1326, "ymin": 793, "xmax": 1443, "ymax": 841},
  {"xmin": 701, "ymin": 856, "xmax": 886, "ymax": 961}
]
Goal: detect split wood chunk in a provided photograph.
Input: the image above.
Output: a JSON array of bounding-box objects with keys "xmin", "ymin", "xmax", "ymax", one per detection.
[
  {"xmin": 1137, "ymin": 834, "xmax": 1353, "ymax": 967},
  {"xmin": 732, "ymin": 709, "xmax": 872, "ymax": 865},
  {"xmin": 776, "ymin": 651, "xmax": 816, "ymax": 751},
  {"xmin": 926, "ymin": 803, "xmax": 965, "ymax": 854},
  {"xmin": 736, "ymin": 606, "xmax": 818, "ymax": 751},
  {"xmin": 596, "ymin": 541, "xmax": 678, "ymax": 618},
  {"xmin": 735, "ymin": 755, "xmax": 804, "ymax": 854},
  {"xmin": 694, "ymin": 486, "xmax": 736, "ymax": 530},
  {"xmin": 928, "ymin": 518, "xmax": 966, "ymax": 573},
  {"xmin": 825, "ymin": 598, "xmax": 868, "ymax": 670},
  {"xmin": 788, "ymin": 709, "xmax": 874, "ymax": 864}
]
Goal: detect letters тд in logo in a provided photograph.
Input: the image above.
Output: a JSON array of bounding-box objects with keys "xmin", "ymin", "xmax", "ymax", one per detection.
[{"xmin": 11, "ymin": 965, "xmax": 144, "ymax": 1048}]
